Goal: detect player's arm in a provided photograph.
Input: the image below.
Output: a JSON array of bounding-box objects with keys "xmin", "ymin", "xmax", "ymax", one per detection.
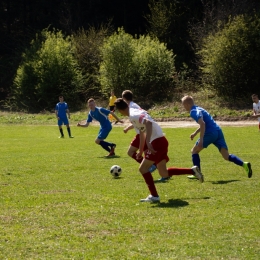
[
  {"xmin": 66, "ymin": 109, "xmax": 70, "ymax": 119},
  {"xmin": 77, "ymin": 121, "xmax": 90, "ymax": 127},
  {"xmin": 252, "ymin": 109, "xmax": 260, "ymax": 117},
  {"xmin": 143, "ymin": 119, "xmax": 156, "ymax": 154},
  {"xmin": 123, "ymin": 124, "xmax": 134, "ymax": 133},
  {"xmin": 55, "ymin": 110, "xmax": 59, "ymax": 120},
  {"xmin": 195, "ymin": 118, "xmax": 205, "ymax": 148},
  {"xmin": 109, "ymin": 111, "xmax": 123, "ymax": 123}
]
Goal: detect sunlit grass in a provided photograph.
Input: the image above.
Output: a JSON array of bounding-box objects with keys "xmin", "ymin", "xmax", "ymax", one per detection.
[{"xmin": 0, "ymin": 124, "xmax": 259, "ymax": 259}]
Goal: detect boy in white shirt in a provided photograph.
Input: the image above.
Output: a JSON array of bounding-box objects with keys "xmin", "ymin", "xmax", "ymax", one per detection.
[
  {"xmin": 252, "ymin": 94, "xmax": 260, "ymax": 131},
  {"xmin": 114, "ymin": 98, "xmax": 203, "ymax": 203}
]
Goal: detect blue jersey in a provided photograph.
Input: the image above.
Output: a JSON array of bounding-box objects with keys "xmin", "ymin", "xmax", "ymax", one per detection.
[
  {"xmin": 87, "ymin": 107, "xmax": 111, "ymax": 128},
  {"xmin": 190, "ymin": 105, "xmax": 220, "ymax": 134},
  {"xmin": 55, "ymin": 102, "xmax": 68, "ymax": 118}
]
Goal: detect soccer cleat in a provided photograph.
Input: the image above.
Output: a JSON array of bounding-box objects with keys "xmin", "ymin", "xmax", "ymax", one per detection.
[
  {"xmin": 149, "ymin": 164, "xmax": 157, "ymax": 173},
  {"xmin": 69, "ymin": 136, "xmax": 74, "ymax": 138},
  {"xmin": 191, "ymin": 166, "xmax": 204, "ymax": 183},
  {"xmin": 110, "ymin": 144, "xmax": 116, "ymax": 154},
  {"xmin": 243, "ymin": 162, "xmax": 252, "ymax": 178},
  {"xmin": 187, "ymin": 175, "xmax": 198, "ymax": 180},
  {"xmin": 157, "ymin": 177, "xmax": 171, "ymax": 182},
  {"xmin": 59, "ymin": 135, "xmax": 64, "ymax": 138},
  {"xmin": 106, "ymin": 152, "xmax": 115, "ymax": 157},
  {"xmin": 140, "ymin": 194, "xmax": 160, "ymax": 203}
]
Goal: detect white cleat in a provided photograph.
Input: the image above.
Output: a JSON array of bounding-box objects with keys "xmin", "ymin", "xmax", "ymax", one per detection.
[
  {"xmin": 191, "ymin": 166, "xmax": 204, "ymax": 183},
  {"xmin": 140, "ymin": 194, "xmax": 160, "ymax": 203}
]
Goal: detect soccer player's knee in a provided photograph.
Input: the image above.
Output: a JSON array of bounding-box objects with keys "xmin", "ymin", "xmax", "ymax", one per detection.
[{"xmin": 95, "ymin": 139, "xmax": 100, "ymax": 144}]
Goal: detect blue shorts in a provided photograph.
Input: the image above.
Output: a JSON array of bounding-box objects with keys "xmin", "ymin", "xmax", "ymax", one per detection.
[
  {"xmin": 196, "ymin": 129, "xmax": 228, "ymax": 151},
  {"xmin": 58, "ymin": 117, "xmax": 69, "ymax": 126},
  {"xmin": 98, "ymin": 125, "xmax": 112, "ymax": 140}
]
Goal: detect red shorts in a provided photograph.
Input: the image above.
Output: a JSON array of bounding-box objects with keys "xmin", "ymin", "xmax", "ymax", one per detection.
[
  {"xmin": 144, "ymin": 136, "xmax": 169, "ymax": 164},
  {"xmin": 131, "ymin": 134, "xmax": 148, "ymax": 151}
]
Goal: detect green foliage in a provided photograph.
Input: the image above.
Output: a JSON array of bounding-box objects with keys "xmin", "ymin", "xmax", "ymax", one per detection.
[
  {"xmin": 12, "ymin": 29, "xmax": 84, "ymax": 112},
  {"xmin": 99, "ymin": 28, "xmax": 175, "ymax": 102},
  {"xmin": 199, "ymin": 14, "xmax": 260, "ymax": 99},
  {"xmin": 73, "ymin": 23, "xmax": 114, "ymax": 100}
]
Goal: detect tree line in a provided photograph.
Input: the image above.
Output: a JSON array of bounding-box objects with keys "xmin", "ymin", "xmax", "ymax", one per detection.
[{"xmin": 0, "ymin": 0, "xmax": 260, "ymax": 111}]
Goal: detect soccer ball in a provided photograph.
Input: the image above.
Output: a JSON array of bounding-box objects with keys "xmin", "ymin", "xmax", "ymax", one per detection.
[{"xmin": 110, "ymin": 165, "xmax": 122, "ymax": 178}]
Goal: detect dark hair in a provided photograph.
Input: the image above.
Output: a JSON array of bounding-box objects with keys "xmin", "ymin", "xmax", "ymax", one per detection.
[
  {"xmin": 122, "ymin": 90, "xmax": 133, "ymax": 101},
  {"xmin": 114, "ymin": 98, "xmax": 128, "ymax": 110}
]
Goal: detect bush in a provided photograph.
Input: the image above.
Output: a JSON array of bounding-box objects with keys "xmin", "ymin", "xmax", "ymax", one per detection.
[
  {"xmin": 99, "ymin": 28, "xmax": 176, "ymax": 103},
  {"xmin": 199, "ymin": 14, "xmax": 260, "ymax": 99},
  {"xmin": 12, "ymin": 29, "xmax": 84, "ymax": 112}
]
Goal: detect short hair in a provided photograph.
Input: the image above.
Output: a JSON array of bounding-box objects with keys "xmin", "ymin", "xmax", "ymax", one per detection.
[
  {"xmin": 87, "ymin": 98, "xmax": 95, "ymax": 103},
  {"xmin": 122, "ymin": 90, "xmax": 133, "ymax": 101},
  {"xmin": 59, "ymin": 95, "xmax": 64, "ymax": 98},
  {"xmin": 252, "ymin": 94, "xmax": 258, "ymax": 98},
  {"xmin": 114, "ymin": 98, "xmax": 128, "ymax": 110},
  {"xmin": 181, "ymin": 95, "xmax": 194, "ymax": 105}
]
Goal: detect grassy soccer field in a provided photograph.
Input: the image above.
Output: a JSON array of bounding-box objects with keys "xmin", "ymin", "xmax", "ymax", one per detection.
[{"xmin": 0, "ymin": 124, "xmax": 259, "ymax": 259}]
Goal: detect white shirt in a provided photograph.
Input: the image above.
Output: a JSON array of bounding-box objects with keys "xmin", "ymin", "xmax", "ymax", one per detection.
[
  {"xmin": 253, "ymin": 101, "xmax": 260, "ymax": 122},
  {"xmin": 129, "ymin": 101, "xmax": 141, "ymax": 109},
  {"xmin": 129, "ymin": 108, "xmax": 164, "ymax": 142}
]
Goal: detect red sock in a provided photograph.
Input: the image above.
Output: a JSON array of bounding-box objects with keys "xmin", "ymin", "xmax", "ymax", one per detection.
[
  {"xmin": 167, "ymin": 167, "xmax": 193, "ymax": 176},
  {"xmin": 142, "ymin": 172, "xmax": 159, "ymax": 197},
  {"xmin": 132, "ymin": 152, "xmax": 143, "ymax": 164}
]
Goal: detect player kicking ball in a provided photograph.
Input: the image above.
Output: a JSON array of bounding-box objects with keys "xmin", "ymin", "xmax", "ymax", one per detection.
[{"xmin": 114, "ymin": 98, "xmax": 204, "ymax": 203}]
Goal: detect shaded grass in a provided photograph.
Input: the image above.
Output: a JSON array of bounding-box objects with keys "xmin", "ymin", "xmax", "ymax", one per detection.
[{"xmin": 0, "ymin": 125, "xmax": 259, "ymax": 259}]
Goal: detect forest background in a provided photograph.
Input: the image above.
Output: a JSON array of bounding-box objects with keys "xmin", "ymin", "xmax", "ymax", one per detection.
[{"xmin": 0, "ymin": 0, "xmax": 260, "ymax": 113}]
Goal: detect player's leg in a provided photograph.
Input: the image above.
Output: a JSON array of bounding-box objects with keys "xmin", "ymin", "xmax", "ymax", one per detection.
[
  {"xmin": 65, "ymin": 120, "xmax": 73, "ymax": 138},
  {"xmin": 58, "ymin": 119, "xmax": 64, "ymax": 138},
  {"xmin": 139, "ymin": 159, "xmax": 160, "ymax": 202},
  {"xmin": 97, "ymin": 127, "xmax": 116, "ymax": 156}
]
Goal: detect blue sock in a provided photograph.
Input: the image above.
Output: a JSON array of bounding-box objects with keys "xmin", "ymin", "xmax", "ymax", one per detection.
[
  {"xmin": 192, "ymin": 154, "xmax": 201, "ymax": 170},
  {"xmin": 99, "ymin": 141, "xmax": 110, "ymax": 152},
  {"xmin": 228, "ymin": 154, "xmax": 243, "ymax": 166}
]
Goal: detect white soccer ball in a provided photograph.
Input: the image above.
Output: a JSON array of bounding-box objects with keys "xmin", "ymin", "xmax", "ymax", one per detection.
[{"xmin": 110, "ymin": 165, "xmax": 122, "ymax": 178}]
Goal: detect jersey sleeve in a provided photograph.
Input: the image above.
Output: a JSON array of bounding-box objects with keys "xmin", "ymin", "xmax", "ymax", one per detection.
[
  {"xmin": 190, "ymin": 108, "xmax": 202, "ymax": 123},
  {"xmin": 87, "ymin": 113, "xmax": 93, "ymax": 123},
  {"xmin": 100, "ymin": 107, "xmax": 110, "ymax": 116}
]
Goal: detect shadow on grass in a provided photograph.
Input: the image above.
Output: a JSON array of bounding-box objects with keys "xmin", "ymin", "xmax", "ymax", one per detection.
[
  {"xmin": 98, "ymin": 155, "xmax": 121, "ymax": 159},
  {"xmin": 211, "ymin": 180, "xmax": 240, "ymax": 185},
  {"xmin": 153, "ymin": 199, "xmax": 189, "ymax": 208}
]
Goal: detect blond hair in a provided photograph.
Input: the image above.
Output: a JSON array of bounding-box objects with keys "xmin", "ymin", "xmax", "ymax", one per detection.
[{"xmin": 181, "ymin": 95, "xmax": 194, "ymax": 105}]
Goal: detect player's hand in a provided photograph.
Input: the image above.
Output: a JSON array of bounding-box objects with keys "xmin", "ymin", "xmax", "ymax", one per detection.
[
  {"xmin": 190, "ymin": 133, "xmax": 196, "ymax": 140},
  {"xmin": 147, "ymin": 143, "xmax": 156, "ymax": 154},
  {"xmin": 136, "ymin": 151, "xmax": 143, "ymax": 160}
]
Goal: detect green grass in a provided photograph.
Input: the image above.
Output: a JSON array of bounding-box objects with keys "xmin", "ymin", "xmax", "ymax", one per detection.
[{"xmin": 0, "ymin": 124, "xmax": 259, "ymax": 259}]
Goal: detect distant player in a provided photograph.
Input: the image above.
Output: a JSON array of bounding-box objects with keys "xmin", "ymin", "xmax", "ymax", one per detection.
[
  {"xmin": 181, "ymin": 95, "xmax": 252, "ymax": 179},
  {"xmin": 108, "ymin": 90, "xmax": 117, "ymax": 111},
  {"xmin": 55, "ymin": 95, "xmax": 73, "ymax": 138},
  {"xmin": 251, "ymin": 94, "xmax": 260, "ymax": 131},
  {"xmin": 114, "ymin": 98, "xmax": 203, "ymax": 203},
  {"xmin": 77, "ymin": 98, "xmax": 123, "ymax": 157}
]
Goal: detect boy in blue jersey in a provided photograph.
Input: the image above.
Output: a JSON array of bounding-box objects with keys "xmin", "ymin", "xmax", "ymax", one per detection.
[
  {"xmin": 181, "ymin": 95, "xmax": 252, "ymax": 179},
  {"xmin": 55, "ymin": 96, "xmax": 73, "ymax": 138},
  {"xmin": 77, "ymin": 98, "xmax": 123, "ymax": 157}
]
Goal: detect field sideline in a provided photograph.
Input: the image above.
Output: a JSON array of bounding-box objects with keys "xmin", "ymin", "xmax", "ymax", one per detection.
[{"xmin": 0, "ymin": 124, "xmax": 259, "ymax": 259}]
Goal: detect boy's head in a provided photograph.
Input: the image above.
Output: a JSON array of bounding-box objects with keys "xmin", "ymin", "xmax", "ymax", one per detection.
[
  {"xmin": 111, "ymin": 90, "xmax": 115, "ymax": 96},
  {"xmin": 181, "ymin": 95, "xmax": 194, "ymax": 111},
  {"xmin": 87, "ymin": 98, "xmax": 96, "ymax": 110},
  {"xmin": 114, "ymin": 98, "xmax": 129, "ymax": 116},
  {"xmin": 59, "ymin": 95, "xmax": 64, "ymax": 102},
  {"xmin": 122, "ymin": 90, "xmax": 133, "ymax": 103},
  {"xmin": 252, "ymin": 94, "xmax": 259, "ymax": 103}
]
